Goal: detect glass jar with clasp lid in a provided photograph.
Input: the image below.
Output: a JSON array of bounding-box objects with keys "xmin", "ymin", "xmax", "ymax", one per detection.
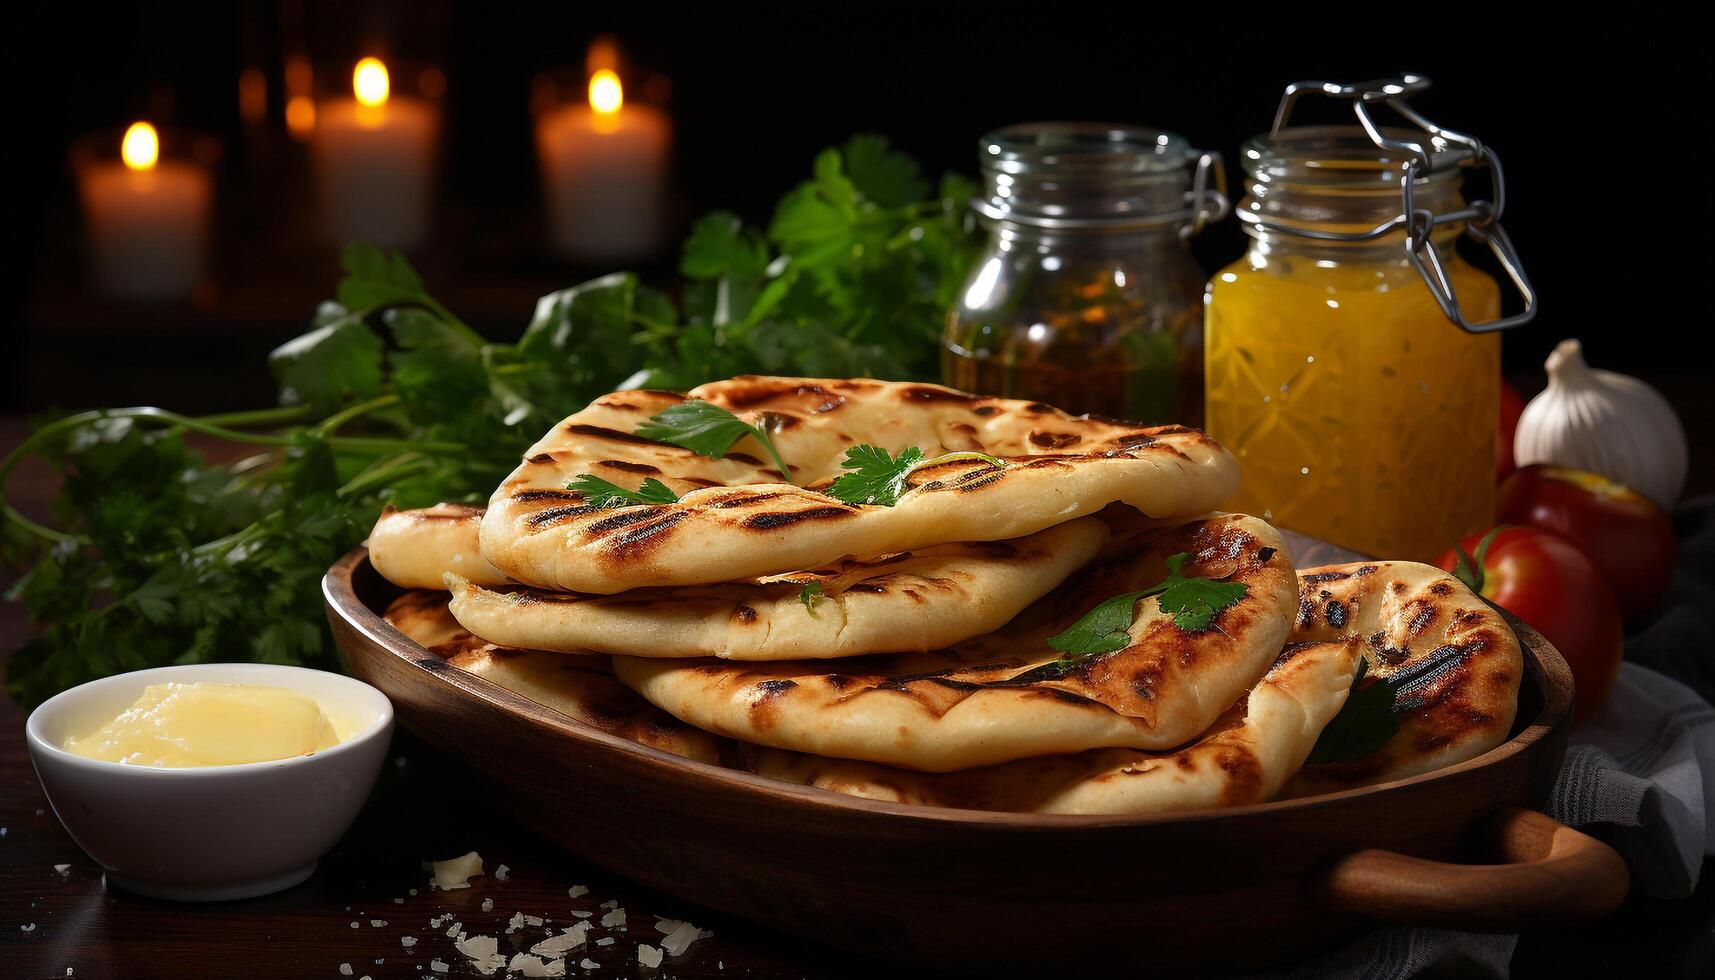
[
  {"xmin": 1204, "ymin": 76, "xmax": 1536, "ymax": 559},
  {"xmin": 943, "ymin": 123, "xmax": 1230, "ymax": 425}
]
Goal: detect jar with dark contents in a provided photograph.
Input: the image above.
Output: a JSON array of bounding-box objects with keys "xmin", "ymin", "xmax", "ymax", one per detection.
[{"xmin": 942, "ymin": 123, "xmax": 1228, "ymax": 425}]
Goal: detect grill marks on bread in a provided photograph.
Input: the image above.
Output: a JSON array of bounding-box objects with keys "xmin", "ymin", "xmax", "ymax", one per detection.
[
  {"xmin": 480, "ymin": 375, "xmax": 1238, "ymax": 593},
  {"xmin": 1285, "ymin": 561, "xmax": 1522, "ymax": 794},
  {"xmin": 611, "ymin": 514, "xmax": 1298, "ymax": 772}
]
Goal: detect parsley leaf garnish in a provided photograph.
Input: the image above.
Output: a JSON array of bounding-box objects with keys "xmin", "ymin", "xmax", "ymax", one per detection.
[
  {"xmin": 799, "ymin": 582, "xmax": 825, "ymax": 616},
  {"xmin": 826, "ymin": 445, "xmax": 925, "ymax": 506},
  {"xmin": 1154, "ymin": 554, "xmax": 1252, "ymax": 632},
  {"xmin": 1304, "ymin": 641, "xmax": 1474, "ymax": 765},
  {"xmin": 566, "ymin": 474, "xmax": 679, "ymax": 509},
  {"xmin": 632, "ymin": 400, "xmax": 795, "ymax": 484},
  {"xmin": 1046, "ymin": 553, "xmax": 1250, "ymax": 656},
  {"xmin": 825, "ymin": 446, "xmax": 1005, "ymax": 507}
]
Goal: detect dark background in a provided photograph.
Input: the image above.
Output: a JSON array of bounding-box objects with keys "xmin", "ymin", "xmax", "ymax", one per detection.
[{"xmin": 6, "ymin": 3, "xmax": 1712, "ymax": 415}]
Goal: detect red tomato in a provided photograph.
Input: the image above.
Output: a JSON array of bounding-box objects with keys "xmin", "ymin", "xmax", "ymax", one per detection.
[
  {"xmin": 1498, "ymin": 465, "xmax": 1675, "ymax": 620},
  {"xmin": 1496, "ymin": 378, "xmax": 1526, "ymax": 482},
  {"xmin": 1438, "ymin": 526, "xmax": 1623, "ymax": 727}
]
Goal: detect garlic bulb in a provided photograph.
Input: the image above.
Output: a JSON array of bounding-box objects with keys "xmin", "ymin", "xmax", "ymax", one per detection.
[{"xmin": 1514, "ymin": 339, "xmax": 1687, "ymax": 508}]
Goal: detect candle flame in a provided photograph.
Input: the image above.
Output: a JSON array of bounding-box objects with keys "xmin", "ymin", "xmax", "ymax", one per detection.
[
  {"xmin": 589, "ymin": 69, "xmax": 622, "ymax": 116},
  {"xmin": 121, "ymin": 122, "xmax": 159, "ymax": 171},
  {"xmin": 354, "ymin": 57, "xmax": 391, "ymax": 108}
]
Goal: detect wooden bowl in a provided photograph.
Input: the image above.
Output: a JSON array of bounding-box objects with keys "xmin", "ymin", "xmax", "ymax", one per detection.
[{"xmin": 323, "ymin": 544, "xmax": 1628, "ymax": 974}]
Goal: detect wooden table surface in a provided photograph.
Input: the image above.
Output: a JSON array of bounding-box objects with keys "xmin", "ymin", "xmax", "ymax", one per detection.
[{"xmin": 3, "ymin": 414, "xmax": 1714, "ymax": 979}]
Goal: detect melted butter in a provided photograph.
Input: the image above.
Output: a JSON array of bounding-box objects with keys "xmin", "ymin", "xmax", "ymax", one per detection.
[{"xmin": 64, "ymin": 682, "xmax": 350, "ymax": 768}]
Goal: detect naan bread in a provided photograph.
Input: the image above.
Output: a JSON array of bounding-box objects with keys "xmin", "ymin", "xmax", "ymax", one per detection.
[
  {"xmin": 613, "ymin": 513, "xmax": 1296, "ymax": 771},
  {"xmin": 480, "ymin": 376, "xmax": 1239, "ymax": 593},
  {"xmin": 445, "ymin": 518, "xmax": 1107, "ymax": 660},
  {"xmin": 746, "ymin": 638, "xmax": 1360, "ymax": 814},
  {"xmin": 369, "ymin": 504, "xmax": 510, "ymax": 589},
  {"xmin": 1284, "ymin": 561, "xmax": 1522, "ymax": 795},
  {"xmin": 385, "ymin": 594, "xmax": 1354, "ymax": 816},
  {"xmin": 381, "ymin": 592, "xmax": 721, "ymax": 763}
]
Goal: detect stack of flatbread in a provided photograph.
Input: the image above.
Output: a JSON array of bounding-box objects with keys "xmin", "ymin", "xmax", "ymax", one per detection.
[{"xmin": 368, "ymin": 376, "xmax": 1523, "ymax": 816}]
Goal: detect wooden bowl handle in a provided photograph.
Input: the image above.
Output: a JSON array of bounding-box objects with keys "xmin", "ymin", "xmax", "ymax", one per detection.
[{"xmin": 1315, "ymin": 807, "xmax": 1630, "ymax": 931}]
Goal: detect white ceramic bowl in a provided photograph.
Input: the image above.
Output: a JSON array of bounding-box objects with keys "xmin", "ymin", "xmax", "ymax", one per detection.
[{"xmin": 26, "ymin": 662, "xmax": 393, "ymax": 901}]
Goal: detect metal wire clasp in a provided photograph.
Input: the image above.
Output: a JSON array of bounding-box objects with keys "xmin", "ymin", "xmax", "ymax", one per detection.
[{"xmin": 1270, "ymin": 75, "xmax": 1536, "ymax": 334}]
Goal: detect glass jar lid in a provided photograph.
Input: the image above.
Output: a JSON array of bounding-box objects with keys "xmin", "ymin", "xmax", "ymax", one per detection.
[
  {"xmin": 973, "ymin": 122, "xmax": 1228, "ymax": 236},
  {"xmin": 1240, "ymin": 75, "xmax": 1536, "ymax": 334}
]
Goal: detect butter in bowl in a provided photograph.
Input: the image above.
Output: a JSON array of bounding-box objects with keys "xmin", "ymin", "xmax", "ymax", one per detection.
[{"xmin": 25, "ymin": 662, "xmax": 392, "ymax": 901}]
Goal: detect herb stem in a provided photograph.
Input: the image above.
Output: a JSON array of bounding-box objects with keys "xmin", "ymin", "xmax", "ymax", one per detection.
[
  {"xmin": 197, "ymin": 405, "xmax": 317, "ymax": 429},
  {"xmin": 337, "ymin": 456, "xmax": 437, "ymax": 499},
  {"xmin": 315, "ymin": 394, "xmax": 401, "ymax": 437}
]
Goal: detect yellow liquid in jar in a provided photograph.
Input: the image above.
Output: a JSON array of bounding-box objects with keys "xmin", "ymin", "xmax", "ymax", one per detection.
[
  {"xmin": 64, "ymin": 682, "xmax": 348, "ymax": 768},
  {"xmin": 1204, "ymin": 247, "xmax": 1501, "ymax": 560}
]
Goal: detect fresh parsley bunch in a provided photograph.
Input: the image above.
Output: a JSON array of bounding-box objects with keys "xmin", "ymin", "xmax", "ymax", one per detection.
[
  {"xmin": 0, "ymin": 135, "xmax": 981, "ymax": 707},
  {"xmin": 634, "ymin": 134, "xmax": 980, "ymax": 388}
]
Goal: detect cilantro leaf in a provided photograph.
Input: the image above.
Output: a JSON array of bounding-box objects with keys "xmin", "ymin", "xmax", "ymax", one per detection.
[
  {"xmin": 566, "ymin": 474, "xmax": 679, "ymax": 509},
  {"xmin": 268, "ymin": 314, "xmax": 385, "ymax": 415},
  {"xmin": 844, "ymin": 134, "xmax": 929, "ymax": 208},
  {"xmin": 1047, "ymin": 552, "xmax": 1251, "ymax": 657},
  {"xmin": 1304, "ymin": 642, "xmax": 1474, "ymax": 765},
  {"xmin": 633, "ymin": 401, "xmax": 795, "ymax": 483},
  {"xmin": 680, "ymin": 212, "xmax": 770, "ymax": 283},
  {"xmin": 826, "ymin": 445, "xmax": 925, "ymax": 506},
  {"xmin": 1304, "ymin": 658, "xmax": 1399, "ymax": 765},
  {"xmin": 826, "ymin": 446, "xmax": 1004, "ymax": 507},
  {"xmin": 1155, "ymin": 553, "xmax": 1251, "ymax": 632},
  {"xmin": 1046, "ymin": 589, "xmax": 1155, "ymax": 655},
  {"xmin": 335, "ymin": 242, "xmax": 427, "ymax": 312},
  {"xmin": 799, "ymin": 582, "xmax": 825, "ymax": 616}
]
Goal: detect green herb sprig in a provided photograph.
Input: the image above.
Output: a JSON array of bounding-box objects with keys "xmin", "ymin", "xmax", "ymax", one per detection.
[
  {"xmin": 1304, "ymin": 642, "xmax": 1473, "ymax": 765},
  {"xmin": 633, "ymin": 401, "xmax": 795, "ymax": 483},
  {"xmin": 825, "ymin": 446, "xmax": 1004, "ymax": 507},
  {"xmin": 997, "ymin": 554, "xmax": 1249, "ymax": 683},
  {"xmin": 566, "ymin": 474, "xmax": 679, "ymax": 508},
  {"xmin": 0, "ymin": 134, "xmax": 979, "ymax": 708}
]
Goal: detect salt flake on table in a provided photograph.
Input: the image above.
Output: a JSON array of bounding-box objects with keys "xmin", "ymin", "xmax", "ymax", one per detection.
[
  {"xmin": 494, "ymin": 864, "xmax": 510, "ymax": 881},
  {"xmin": 523, "ymin": 914, "xmax": 544, "ymax": 927},
  {"xmin": 599, "ymin": 909, "xmax": 626, "ymax": 929},
  {"xmin": 506, "ymin": 912, "xmax": 525, "ymax": 933},
  {"xmin": 349, "ymin": 922, "xmax": 359, "ymax": 929},
  {"xmin": 21, "ymin": 923, "xmax": 36, "ymax": 932},
  {"xmin": 480, "ymin": 898, "xmax": 493, "ymax": 912},
  {"xmin": 392, "ymin": 898, "xmax": 404, "ymax": 905},
  {"xmin": 567, "ymin": 885, "xmax": 589, "ymax": 898},
  {"xmin": 530, "ymin": 925, "xmax": 588, "ymax": 957},
  {"xmin": 400, "ymin": 936, "xmax": 417, "ymax": 948},
  {"xmin": 595, "ymin": 937, "xmax": 615, "ymax": 947},
  {"xmin": 638, "ymin": 945, "xmax": 664, "ymax": 969},
  {"xmin": 370, "ymin": 919, "xmax": 386, "ymax": 928},
  {"xmin": 661, "ymin": 920, "xmax": 711, "ymax": 957},
  {"xmin": 53, "ymin": 864, "xmax": 70, "ymax": 876},
  {"xmin": 507, "ymin": 953, "xmax": 566, "ymax": 978},
  {"xmin": 339, "ymin": 965, "xmax": 353, "ymax": 976},
  {"xmin": 579, "ymin": 958, "xmax": 600, "ymax": 970},
  {"xmin": 429, "ymin": 959, "xmax": 449, "ymax": 974},
  {"xmin": 454, "ymin": 935, "xmax": 508, "ymax": 976},
  {"xmin": 570, "ymin": 911, "xmax": 592, "ymax": 919}
]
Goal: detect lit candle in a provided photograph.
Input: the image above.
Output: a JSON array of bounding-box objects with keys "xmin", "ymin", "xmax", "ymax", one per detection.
[
  {"xmin": 76, "ymin": 121, "xmax": 212, "ymax": 302},
  {"xmin": 312, "ymin": 57, "xmax": 438, "ymax": 249},
  {"xmin": 535, "ymin": 67, "xmax": 671, "ymax": 261}
]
